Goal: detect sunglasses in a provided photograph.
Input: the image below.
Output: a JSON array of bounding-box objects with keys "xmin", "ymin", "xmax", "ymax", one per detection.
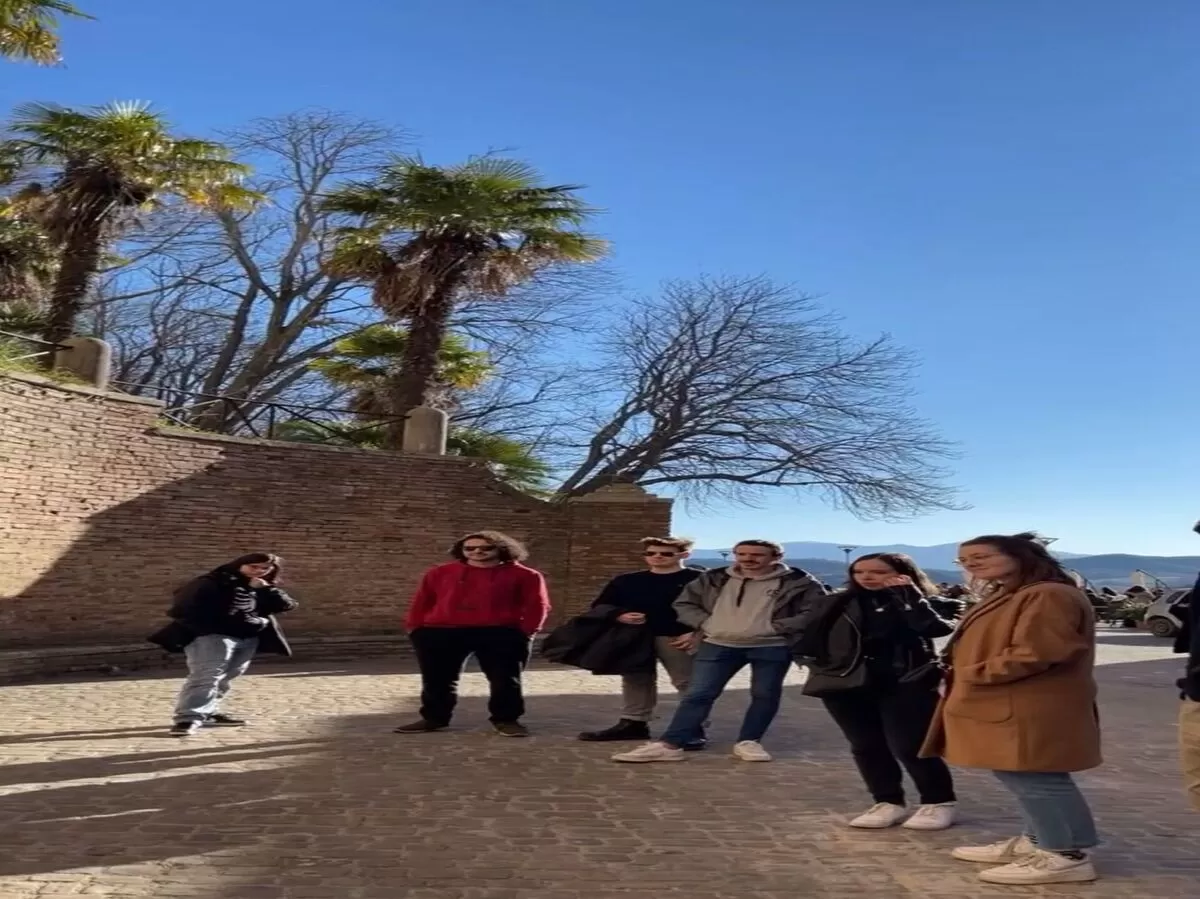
[
  {"xmin": 463, "ymin": 545, "xmax": 497, "ymax": 552},
  {"xmin": 643, "ymin": 550, "xmax": 678, "ymax": 557}
]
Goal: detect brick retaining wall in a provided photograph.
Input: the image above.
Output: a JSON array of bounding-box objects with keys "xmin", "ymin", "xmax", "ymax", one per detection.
[{"xmin": 0, "ymin": 374, "xmax": 671, "ymax": 676}]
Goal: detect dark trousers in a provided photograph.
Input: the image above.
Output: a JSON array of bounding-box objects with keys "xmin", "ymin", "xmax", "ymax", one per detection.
[
  {"xmin": 821, "ymin": 681, "xmax": 956, "ymax": 806},
  {"xmin": 410, "ymin": 626, "xmax": 531, "ymax": 725}
]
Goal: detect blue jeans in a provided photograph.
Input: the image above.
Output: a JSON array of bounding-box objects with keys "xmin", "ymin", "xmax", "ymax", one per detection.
[
  {"xmin": 173, "ymin": 635, "xmax": 259, "ymax": 723},
  {"xmin": 661, "ymin": 642, "xmax": 791, "ymax": 746},
  {"xmin": 993, "ymin": 770, "xmax": 1099, "ymax": 852}
]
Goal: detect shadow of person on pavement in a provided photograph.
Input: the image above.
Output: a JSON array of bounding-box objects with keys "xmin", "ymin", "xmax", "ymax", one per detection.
[
  {"xmin": 0, "ymin": 726, "xmax": 168, "ymax": 745},
  {"xmin": 0, "ymin": 740, "xmax": 326, "ymax": 789}
]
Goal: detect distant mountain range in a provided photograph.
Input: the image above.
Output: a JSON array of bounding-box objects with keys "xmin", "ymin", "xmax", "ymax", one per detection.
[{"xmin": 689, "ymin": 541, "xmax": 1200, "ymax": 588}]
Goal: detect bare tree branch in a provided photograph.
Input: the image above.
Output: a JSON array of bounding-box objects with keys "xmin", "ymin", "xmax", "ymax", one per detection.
[
  {"xmin": 550, "ymin": 274, "xmax": 962, "ymax": 518},
  {"xmin": 91, "ymin": 110, "xmax": 404, "ymax": 429}
]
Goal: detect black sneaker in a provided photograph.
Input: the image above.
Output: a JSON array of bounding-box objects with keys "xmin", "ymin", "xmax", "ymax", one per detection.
[
  {"xmin": 578, "ymin": 719, "xmax": 651, "ymax": 742},
  {"xmin": 204, "ymin": 714, "xmax": 247, "ymax": 727},
  {"xmin": 682, "ymin": 738, "xmax": 708, "ymax": 752},
  {"xmin": 169, "ymin": 721, "xmax": 201, "ymax": 737},
  {"xmin": 393, "ymin": 719, "xmax": 447, "ymax": 734},
  {"xmin": 492, "ymin": 721, "xmax": 530, "ymax": 738}
]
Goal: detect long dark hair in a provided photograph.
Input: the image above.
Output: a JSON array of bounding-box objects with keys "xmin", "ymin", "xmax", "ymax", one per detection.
[
  {"xmin": 846, "ymin": 552, "xmax": 938, "ymax": 597},
  {"xmin": 449, "ymin": 531, "xmax": 528, "ymax": 563},
  {"xmin": 960, "ymin": 532, "xmax": 1074, "ymax": 595},
  {"xmin": 217, "ymin": 552, "xmax": 282, "ymax": 584}
]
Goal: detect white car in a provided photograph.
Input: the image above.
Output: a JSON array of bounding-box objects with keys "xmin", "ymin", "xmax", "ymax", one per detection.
[{"xmin": 1145, "ymin": 589, "xmax": 1192, "ymax": 638}]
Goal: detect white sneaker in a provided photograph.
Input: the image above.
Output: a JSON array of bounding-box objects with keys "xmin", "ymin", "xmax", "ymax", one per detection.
[
  {"xmin": 611, "ymin": 741, "xmax": 685, "ymax": 763},
  {"xmin": 848, "ymin": 802, "xmax": 909, "ymax": 829},
  {"xmin": 978, "ymin": 849, "xmax": 1097, "ymax": 885},
  {"xmin": 731, "ymin": 740, "xmax": 772, "ymax": 762},
  {"xmin": 951, "ymin": 835, "xmax": 1036, "ymax": 863},
  {"xmin": 902, "ymin": 803, "xmax": 958, "ymax": 831}
]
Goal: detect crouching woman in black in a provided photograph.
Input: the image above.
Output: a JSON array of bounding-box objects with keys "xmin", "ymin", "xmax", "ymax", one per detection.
[
  {"xmin": 150, "ymin": 553, "xmax": 297, "ymax": 736},
  {"xmin": 790, "ymin": 553, "xmax": 957, "ymax": 831}
]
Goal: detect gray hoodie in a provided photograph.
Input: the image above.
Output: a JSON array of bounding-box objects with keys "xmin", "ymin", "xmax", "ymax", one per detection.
[{"xmin": 673, "ymin": 564, "xmax": 826, "ymax": 648}]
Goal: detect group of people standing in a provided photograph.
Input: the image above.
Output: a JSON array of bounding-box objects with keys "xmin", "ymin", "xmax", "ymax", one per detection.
[
  {"xmin": 149, "ymin": 525, "xmax": 1200, "ymax": 890},
  {"xmin": 550, "ymin": 533, "xmax": 1103, "ymax": 887}
]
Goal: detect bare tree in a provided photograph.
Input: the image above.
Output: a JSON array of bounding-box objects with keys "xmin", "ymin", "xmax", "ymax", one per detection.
[
  {"xmin": 451, "ymin": 354, "xmax": 581, "ymax": 449},
  {"xmin": 92, "ymin": 110, "xmax": 401, "ymax": 429},
  {"xmin": 552, "ymin": 275, "xmax": 960, "ymax": 516}
]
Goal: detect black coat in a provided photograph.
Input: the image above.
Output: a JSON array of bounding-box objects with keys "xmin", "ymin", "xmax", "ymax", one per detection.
[
  {"xmin": 540, "ymin": 605, "xmax": 655, "ymax": 675},
  {"xmin": 147, "ymin": 570, "xmax": 298, "ymax": 657},
  {"xmin": 789, "ymin": 586, "xmax": 954, "ymax": 696},
  {"xmin": 1174, "ymin": 574, "xmax": 1199, "ymax": 700}
]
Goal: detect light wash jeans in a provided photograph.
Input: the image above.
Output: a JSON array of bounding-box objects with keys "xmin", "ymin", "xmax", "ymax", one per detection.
[
  {"xmin": 173, "ymin": 634, "xmax": 259, "ymax": 723},
  {"xmin": 993, "ymin": 770, "xmax": 1099, "ymax": 852}
]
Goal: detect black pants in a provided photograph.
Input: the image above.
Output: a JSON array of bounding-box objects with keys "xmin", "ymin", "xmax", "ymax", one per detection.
[
  {"xmin": 821, "ymin": 681, "xmax": 956, "ymax": 806},
  {"xmin": 410, "ymin": 626, "xmax": 531, "ymax": 725}
]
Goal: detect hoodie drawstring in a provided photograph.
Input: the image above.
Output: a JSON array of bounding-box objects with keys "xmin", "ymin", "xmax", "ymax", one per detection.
[{"xmin": 734, "ymin": 579, "xmax": 750, "ymax": 607}]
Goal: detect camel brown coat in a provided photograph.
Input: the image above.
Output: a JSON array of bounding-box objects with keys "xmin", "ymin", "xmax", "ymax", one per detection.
[
  {"xmin": 921, "ymin": 581, "xmax": 1101, "ymax": 772},
  {"xmin": 1181, "ymin": 700, "xmax": 1200, "ymax": 810}
]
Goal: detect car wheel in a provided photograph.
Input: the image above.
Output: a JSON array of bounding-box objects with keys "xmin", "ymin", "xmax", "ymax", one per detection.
[{"xmin": 1147, "ymin": 617, "xmax": 1179, "ymax": 639}]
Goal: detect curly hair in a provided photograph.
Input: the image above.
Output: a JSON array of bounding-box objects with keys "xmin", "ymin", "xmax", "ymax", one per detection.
[
  {"xmin": 846, "ymin": 552, "xmax": 939, "ymax": 597},
  {"xmin": 960, "ymin": 531, "xmax": 1075, "ymax": 594},
  {"xmin": 449, "ymin": 530, "xmax": 529, "ymax": 563}
]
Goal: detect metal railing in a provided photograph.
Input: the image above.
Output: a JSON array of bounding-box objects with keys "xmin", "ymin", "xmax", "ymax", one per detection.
[
  {"xmin": 0, "ymin": 329, "xmax": 66, "ymax": 364},
  {"xmin": 108, "ymin": 380, "xmax": 402, "ymax": 441}
]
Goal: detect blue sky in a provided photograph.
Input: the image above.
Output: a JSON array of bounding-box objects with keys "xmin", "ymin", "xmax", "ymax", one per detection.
[{"xmin": 5, "ymin": 0, "xmax": 1197, "ymax": 555}]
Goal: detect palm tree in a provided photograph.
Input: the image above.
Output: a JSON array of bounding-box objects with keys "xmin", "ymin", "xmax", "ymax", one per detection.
[
  {"xmin": 446, "ymin": 427, "xmax": 552, "ymax": 495},
  {"xmin": 311, "ymin": 323, "xmax": 492, "ymax": 418},
  {"xmin": 272, "ymin": 421, "xmax": 551, "ymax": 494},
  {"xmin": 322, "ymin": 155, "xmax": 604, "ymax": 448},
  {"xmin": 274, "ymin": 324, "xmax": 552, "ymax": 492},
  {"xmin": 0, "ymin": 1, "xmax": 92, "ymax": 65},
  {"xmin": 3, "ymin": 101, "xmax": 258, "ymax": 346}
]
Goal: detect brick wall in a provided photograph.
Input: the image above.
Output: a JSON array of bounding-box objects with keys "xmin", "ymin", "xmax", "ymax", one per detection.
[{"xmin": 0, "ymin": 374, "xmax": 671, "ymax": 652}]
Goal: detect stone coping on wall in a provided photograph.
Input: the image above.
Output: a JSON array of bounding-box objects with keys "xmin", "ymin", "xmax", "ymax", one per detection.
[
  {"xmin": 0, "ymin": 634, "xmax": 417, "ymax": 683},
  {"xmin": 2, "ymin": 371, "xmax": 165, "ymax": 407}
]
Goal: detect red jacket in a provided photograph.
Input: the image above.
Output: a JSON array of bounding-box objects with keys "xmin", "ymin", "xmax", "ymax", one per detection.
[{"xmin": 405, "ymin": 561, "xmax": 551, "ymax": 636}]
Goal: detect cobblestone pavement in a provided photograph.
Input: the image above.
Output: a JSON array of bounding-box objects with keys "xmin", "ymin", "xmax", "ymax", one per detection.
[{"xmin": 0, "ymin": 629, "xmax": 1194, "ymax": 899}]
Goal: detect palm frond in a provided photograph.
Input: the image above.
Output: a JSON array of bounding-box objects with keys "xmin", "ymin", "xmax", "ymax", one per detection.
[
  {"xmin": 0, "ymin": 207, "xmax": 55, "ymax": 304},
  {"xmin": 320, "ymin": 154, "xmax": 602, "ymax": 412},
  {"xmin": 447, "ymin": 427, "xmax": 553, "ymax": 493},
  {"xmin": 0, "ymin": 0, "xmax": 92, "ymax": 65},
  {"xmin": 322, "ymin": 229, "xmax": 394, "ymax": 278},
  {"xmin": 2, "ymin": 99, "xmax": 253, "ymax": 341},
  {"xmin": 308, "ymin": 323, "xmax": 493, "ymax": 395}
]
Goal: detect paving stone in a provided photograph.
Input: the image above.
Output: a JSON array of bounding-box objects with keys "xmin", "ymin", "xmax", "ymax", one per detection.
[{"xmin": 0, "ymin": 630, "xmax": 1194, "ymax": 898}]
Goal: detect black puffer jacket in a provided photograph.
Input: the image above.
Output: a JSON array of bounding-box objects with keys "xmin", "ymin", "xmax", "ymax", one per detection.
[
  {"xmin": 540, "ymin": 604, "xmax": 655, "ymax": 675},
  {"xmin": 149, "ymin": 567, "xmax": 298, "ymax": 656},
  {"xmin": 1175, "ymin": 575, "xmax": 1199, "ymax": 700},
  {"xmin": 789, "ymin": 585, "xmax": 954, "ymax": 697}
]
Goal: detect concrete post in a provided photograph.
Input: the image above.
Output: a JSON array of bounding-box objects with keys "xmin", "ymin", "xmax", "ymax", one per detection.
[
  {"xmin": 55, "ymin": 337, "xmax": 112, "ymax": 389},
  {"xmin": 401, "ymin": 406, "xmax": 448, "ymax": 454}
]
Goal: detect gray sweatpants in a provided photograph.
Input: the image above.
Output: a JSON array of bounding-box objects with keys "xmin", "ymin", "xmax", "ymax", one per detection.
[{"xmin": 620, "ymin": 636, "xmax": 695, "ymax": 722}]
